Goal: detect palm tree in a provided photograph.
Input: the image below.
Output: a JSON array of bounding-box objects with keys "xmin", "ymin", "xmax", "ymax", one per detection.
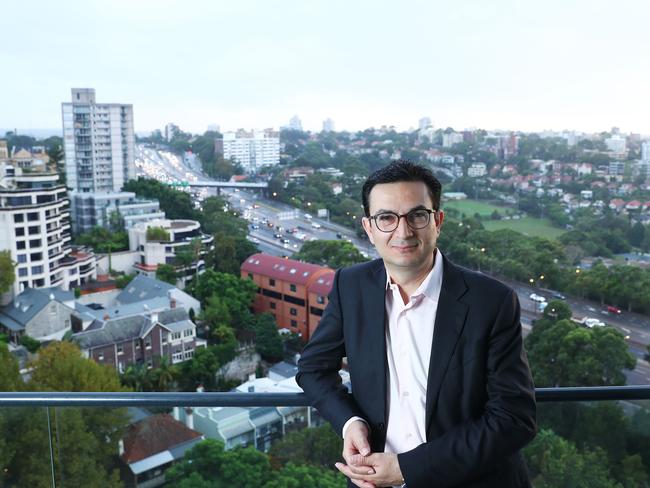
[{"xmin": 155, "ymin": 356, "xmax": 176, "ymax": 391}]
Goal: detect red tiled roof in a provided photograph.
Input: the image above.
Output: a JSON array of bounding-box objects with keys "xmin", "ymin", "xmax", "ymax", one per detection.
[
  {"xmin": 308, "ymin": 270, "xmax": 335, "ymax": 295},
  {"xmin": 241, "ymin": 253, "xmax": 332, "ymax": 286},
  {"xmin": 121, "ymin": 414, "xmax": 202, "ymax": 464}
]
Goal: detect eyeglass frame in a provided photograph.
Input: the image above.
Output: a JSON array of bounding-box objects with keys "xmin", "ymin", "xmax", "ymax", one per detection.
[{"xmin": 367, "ymin": 207, "xmax": 440, "ymax": 233}]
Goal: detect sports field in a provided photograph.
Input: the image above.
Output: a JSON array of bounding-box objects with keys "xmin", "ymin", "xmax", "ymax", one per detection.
[
  {"xmin": 483, "ymin": 217, "xmax": 566, "ymax": 240},
  {"xmin": 442, "ymin": 199, "xmax": 507, "ymax": 217},
  {"xmin": 442, "ymin": 199, "xmax": 566, "ymax": 240}
]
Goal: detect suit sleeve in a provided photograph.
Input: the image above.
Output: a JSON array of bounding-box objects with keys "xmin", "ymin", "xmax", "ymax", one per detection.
[
  {"xmin": 398, "ymin": 289, "xmax": 537, "ymax": 487},
  {"xmin": 296, "ymin": 268, "xmax": 365, "ymax": 436}
]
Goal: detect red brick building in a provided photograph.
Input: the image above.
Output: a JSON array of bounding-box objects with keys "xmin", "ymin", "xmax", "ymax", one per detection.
[{"xmin": 241, "ymin": 253, "xmax": 334, "ymax": 340}]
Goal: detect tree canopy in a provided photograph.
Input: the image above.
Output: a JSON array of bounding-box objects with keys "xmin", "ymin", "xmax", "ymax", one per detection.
[{"xmin": 292, "ymin": 240, "xmax": 369, "ymax": 269}]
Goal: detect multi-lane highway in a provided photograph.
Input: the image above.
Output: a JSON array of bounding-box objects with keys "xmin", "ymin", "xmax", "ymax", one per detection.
[{"xmin": 137, "ymin": 144, "xmax": 650, "ymax": 385}]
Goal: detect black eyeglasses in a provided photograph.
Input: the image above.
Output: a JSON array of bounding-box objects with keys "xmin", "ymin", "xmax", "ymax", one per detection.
[{"xmin": 369, "ymin": 208, "xmax": 438, "ymax": 233}]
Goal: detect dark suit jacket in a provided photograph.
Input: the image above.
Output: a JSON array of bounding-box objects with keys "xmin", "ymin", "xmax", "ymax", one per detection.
[{"xmin": 296, "ymin": 254, "xmax": 537, "ymax": 488}]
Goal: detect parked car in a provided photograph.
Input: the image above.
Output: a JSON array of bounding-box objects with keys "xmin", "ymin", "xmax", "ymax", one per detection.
[{"xmin": 529, "ymin": 293, "xmax": 546, "ymax": 303}]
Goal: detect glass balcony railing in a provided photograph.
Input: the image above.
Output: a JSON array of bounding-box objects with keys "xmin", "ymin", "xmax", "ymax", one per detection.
[{"xmin": 0, "ymin": 387, "xmax": 649, "ymax": 487}]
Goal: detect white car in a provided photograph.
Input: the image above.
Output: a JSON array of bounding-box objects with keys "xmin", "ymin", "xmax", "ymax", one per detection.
[
  {"xmin": 582, "ymin": 317, "xmax": 605, "ymax": 328},
  {"xmin": 529, "ymin": 293, "xmax": 546, "ymax": 303}
]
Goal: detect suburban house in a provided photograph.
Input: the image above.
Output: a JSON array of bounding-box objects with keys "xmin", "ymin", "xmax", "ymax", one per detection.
[
  {"xmin": 72, "ymin": 307, "xmax": 204, "ymax": 372},
  {"xmin": 0, "ymin": 287, "xmax": 75, "ymax": 342},
  {"xmin": 120, "ymin": 413, "xmax": 204, "ymax": 488}
]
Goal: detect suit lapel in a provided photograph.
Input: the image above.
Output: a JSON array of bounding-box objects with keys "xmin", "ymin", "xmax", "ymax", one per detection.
[
  {"xmin": 365, "ymin": 260, "xmax": 388, "ymax": 426},
  {"xmin": 425, "ymin": 256, "xmax": 469, "ymax": 432}
]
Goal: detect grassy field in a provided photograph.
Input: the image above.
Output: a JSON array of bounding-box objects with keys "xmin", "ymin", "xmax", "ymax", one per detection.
[
  {"xmin": 483, "ymin": 217, "xmax": 566, "ymax": 240},
  {"xmin": 442, "ymin": 198, "xmax": 566, "ymax": 240},
  {"xmin": 442, "ymin": 199, "xmax": 507, "ymax": 217}
]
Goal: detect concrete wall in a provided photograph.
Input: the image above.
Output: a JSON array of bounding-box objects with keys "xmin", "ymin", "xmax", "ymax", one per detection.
[
  {"xmin": 96, "ymin": 250, "xmax": 138, "ymax": 274},
  {"xmin": 26, "ymin": 302, "xmax": 74, "ymax": 339}
]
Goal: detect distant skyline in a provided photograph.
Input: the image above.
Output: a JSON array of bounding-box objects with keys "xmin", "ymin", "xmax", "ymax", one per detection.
[{"xmin": 2, "ymin": 0, "xmax": 650, "ymax": 136}]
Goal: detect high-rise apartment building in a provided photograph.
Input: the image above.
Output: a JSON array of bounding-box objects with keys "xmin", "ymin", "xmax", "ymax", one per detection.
[
  {"xmin": 61, "ymin": 88, "xmax": 135, "ymax": 192},
  {"xmin": 641, "ymin": 141, "xmax": 650, "ymax": 162},
  {"xmin": 220, "ymin": 129, "xmax": 280, "ymax": 173},
  {"xmin": 418, "ymin": 117, "xmax": 432, "ymax": 130},
  {"xmin": 0, "ymin": 164, "xmax": 96, "ymax": 298},
  {"xmin": 288, "ymin": 116, "xmax": 303, "ymax": 131},
  {"xmin": 322, "ymin": 118, "xmax": 335, "ymax": 133}
]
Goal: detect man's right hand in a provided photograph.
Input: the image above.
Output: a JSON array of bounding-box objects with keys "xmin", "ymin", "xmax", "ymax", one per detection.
[{"xmin": 340, "ymin": 420, "xmax": 377, "ymax": 487}]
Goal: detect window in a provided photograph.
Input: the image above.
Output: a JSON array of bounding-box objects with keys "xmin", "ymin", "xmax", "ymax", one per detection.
[
  {"xmin": 29, "ymin": 239, "xmax": 41, "ymax": 248},
  {"xmin": 310, "ymin": 306, "xmax": 324, "ymax": 317},
  {"xmin": 172, "ymin": 351, "xmax": 183, "ymax": 362},
  {"xmin": 13, "ymin": 214, "xmax": 24, "ymax": 223},
  {"xmin": 184, "ymin": 349, "xmax": 194, "ymax": 359},
  {"xmin": 136, "ymin": 342, "xmax": 141, "ymax": 349},
  {"xmin": 98, "ymin": 352, "xmax": 104, "ymax": 361},
  {"xmin": 317, "ymin": 295, "xmax": 325, "ymax": 305},
  {"xmin": 28, "ymin": 226, "xmax": 39, "ymax": 235},
  {"xmin": 16, "ymin": 241, "xmax": 26, "ymax": 250},
  {"xmin": 269, "ymin": 278, "xmax": 276, "ymax": 287},
  {"xmin": 17, "ymin": 254, "xmax": 27, "ymax": 263},
  {"xmin": 290, "ymin": 307, "xmax": 297, "ymax": 316},
  {"xmin": 15, "ymin": 227, "xmax": 25, "ymax": 236},
  {"xmin": 49, "ymin": 304, "xmax": 57, "ymax": 315},
  {"xmin": 171, "ymin": 331, "xmax": 181, "ymax": 341},
  {"xmin": 30, "ymin": 252, "xmax": 42, "ymax": 261},
  {"xmin": 31, "ymin": 265, "xmax": 43, "ymax": 274},
  {"xmin": 270, "ymin": 301, "xmax": 276, "ymax": 310},
  {"xmin": 145, "ymin": 339, "xmax": 152, "ymax": 349},
  {"xmin": 290, "ymin": 284, "xmax": 297, "ymax": 292},
  {"xmin": 291, "ymin": 320, "xmax": 298, "ymax": 328},
  {"xmin": 27, "ymin": 212, "xmax": 39, "ymax": 221},
  {"xmin": 117, "ymin": 345, "xmax": 124, "ymax": 355},
  {"xmin": 162, "ymin": 334, "xmax": 167, "ymax": 344},
  {"xmin": 18, "ymin": 268, "xmax": 28, "ymax": 277},
  {"xmin": 184, "ymin": 329, "xmax": 193, "ymax": 337}
]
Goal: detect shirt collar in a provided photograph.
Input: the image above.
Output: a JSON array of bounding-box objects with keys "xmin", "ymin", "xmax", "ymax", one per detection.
[{"xmin": 385, "ymin": 249, "xmax": 444, "ymax": 302}]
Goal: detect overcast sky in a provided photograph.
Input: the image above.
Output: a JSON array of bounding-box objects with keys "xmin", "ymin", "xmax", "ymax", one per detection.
[{"xmin": 2, "ymin": 0, "xmax": 649, "ymax": 135}]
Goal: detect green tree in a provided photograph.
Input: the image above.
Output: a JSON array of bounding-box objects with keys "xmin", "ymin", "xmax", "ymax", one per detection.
[
  {"xmin": 123, "ymin": 177, "xmax": 199, "ymax": 220},
  {"xmin": 0, "ymin": 342, "xmax": 22, "ymax": 390},
  {"xmin": 524, "ymin": 429, "xmax": 622, "ymax": 488},
  {"xmin": 146, "ymin": 226, "xmax": 170, "ymax": 241},
  {"xmin": 166, "ymin": 439, "xmax": 271, "ymax": 487},
  {"xmin": 0, "ymin": 342, "xmax": 129, "ymax": 487},
  {"xmin": 264, "ymin": 463, "xmax": 346, "ymax": 488},
  {"xmin": 525, "ymin": 319, "xmax": 636, "ymax": 387},
  {"xmin": 75, "ymin": 226, "xmax": 129, "ymax": 253},
  {"xmin": 156, "ymin": 263, "xmax": 178, "ymax": 284},
  {"xmin": 0, "ymin": 250, "xmax": 15, "ymax": 293},
  {"xmin": 246, "ymin": 313, "xmax": 283, "ymax": 362},
  {"xmin": 269, "ymin": 425, "xmax": 342, "ymax": 469},
  {"xmin": 19, "ymin": 334, "xmax": 40, "ymax": 353},
  {"xmin": 292, "ymin": 240, "xmax": 369, "ymax": 269}
]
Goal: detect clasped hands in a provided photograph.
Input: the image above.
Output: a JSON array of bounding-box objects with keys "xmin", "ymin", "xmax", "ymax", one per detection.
[{"xmin": 335, "ymin": 420, "xmax": 404, "ymax": 488}]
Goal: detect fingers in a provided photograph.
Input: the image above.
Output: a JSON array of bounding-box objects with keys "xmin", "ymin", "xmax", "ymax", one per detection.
[{"xmin": 336, "ymin": 462, "xmax": 377, "ymax": 488}]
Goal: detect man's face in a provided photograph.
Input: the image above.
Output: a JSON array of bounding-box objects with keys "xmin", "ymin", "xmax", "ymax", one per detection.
[{"xmin": 362, "ymin": 181, "xmax": 444, "ymax": 272}]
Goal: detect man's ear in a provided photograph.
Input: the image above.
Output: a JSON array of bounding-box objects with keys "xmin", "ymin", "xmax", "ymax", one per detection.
[
  {"xmin": 435, "ymin": 210, "xmax": 444, "ymax": 233},
  {"xmin": 361, "ymin": 217, "xmax": 375, "ymax": 245}
]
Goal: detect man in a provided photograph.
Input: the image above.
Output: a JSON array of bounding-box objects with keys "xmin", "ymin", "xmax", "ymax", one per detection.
[{"xmin": 296, "ymin": 160, "xmax": 536, "ymax": 488}]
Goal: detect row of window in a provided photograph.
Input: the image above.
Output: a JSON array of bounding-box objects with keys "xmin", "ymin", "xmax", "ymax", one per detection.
[{"xmin": 13, "ymin": 212, "xmax": 40, "ymax": 223}]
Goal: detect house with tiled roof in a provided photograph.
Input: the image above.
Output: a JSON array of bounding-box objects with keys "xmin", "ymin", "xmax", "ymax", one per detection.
[
  {"xmin": 609, "ymin": 198, "xmax": 626, "ymax": 212},
  {"xmin": 120, "ymin": 413, "xmax": 204, "ymax": 488},
  {"xmin": 0, "ymin": 287, "xmax": 75, "ymax": 342},
  {"xmin": 240, "ymin": 253, "xmax": 333, "ymax": 340},
  {"xmin": 73, "ymin": 307, "xmax": 204, "ymax": 372}
]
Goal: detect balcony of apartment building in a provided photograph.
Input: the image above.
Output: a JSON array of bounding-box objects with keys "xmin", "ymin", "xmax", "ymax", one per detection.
[{"xmin": 0, "ymin": 387, "xmax": 648, "ymax": 487}]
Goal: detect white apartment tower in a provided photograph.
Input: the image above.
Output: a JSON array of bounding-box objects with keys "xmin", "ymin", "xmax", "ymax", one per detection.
[
  {"xmin": 322, "ymin": 118, "xmax": 335, "ymax": 132},
  {"xmin": 61, "ymin": 88, "xmax": 135, "ymax": 192},
  {"xmin": 0, "ymin": 164, "xmax": 96, "ymax": 298},
  {"xmin": 221, "ymin": 129, "xmax": 280, "ymax": 173}
]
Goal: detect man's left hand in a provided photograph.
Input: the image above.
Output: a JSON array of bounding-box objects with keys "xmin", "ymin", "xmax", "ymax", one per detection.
[{"xmin": 336, "ymin": 452, "xmax": 404, "ymax": 487}]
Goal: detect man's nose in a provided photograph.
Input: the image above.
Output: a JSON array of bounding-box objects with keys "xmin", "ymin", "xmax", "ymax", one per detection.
[{"xmin": 393, "ymin": 215, "xmax": 414, "ymax": 238}]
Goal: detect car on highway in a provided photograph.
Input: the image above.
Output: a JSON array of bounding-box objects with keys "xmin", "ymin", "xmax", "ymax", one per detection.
[
  {"xmin": 551, "ymin": 291, "xmax": 566, "ymax": 300},
  {"xmin": 529, "ymin": 293, "xmax": 546, "ymax": 303},
  {"xmin": 304, "ymin": 213, "xmax": 313, "ymax": 220},
  {"xmin": 311, "ymin": 222, "xmax": 322, "ymax": 229},
  {"xmin": 606, "ymin": 305, "xmax": 622, "ymax": 314},
  {"xmin": 274, "ymin": 233, "xmax": 282, "ymax": 239},
  {"xmin": 581, "ymin": 317, "xmax": 605, "ymax": 328},
  {"xmin": 282, "ymin": 238, "xmax": 291, "ymax": 244},
  {"xmin": 251, "ymin": 224, "xmax": 260, "ymax": 230}
]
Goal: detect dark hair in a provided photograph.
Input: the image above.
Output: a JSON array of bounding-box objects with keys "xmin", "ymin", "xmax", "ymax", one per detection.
[{"xmin": 361, "ymin": 160, "xmax": 442, "ymax": 216}]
